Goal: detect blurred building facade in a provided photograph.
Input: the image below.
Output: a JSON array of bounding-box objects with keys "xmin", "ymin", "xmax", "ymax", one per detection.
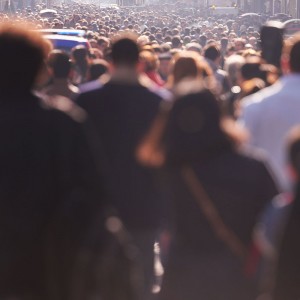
[{"xmin": 249, "ymin": 0, "xmax": 300, "ymax": 17}]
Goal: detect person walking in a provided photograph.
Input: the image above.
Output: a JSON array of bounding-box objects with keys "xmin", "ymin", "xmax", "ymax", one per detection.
[
  {"xmin": 137, "ymin": 82, "xmax": 278, "ymax": 300},
  {"xmin": 77, "ymin": 34, "xmax": 164, "ymax": 300},
  {"xmin": 240, "ymin": 34, "xmax": 300, "ymax": 192}
]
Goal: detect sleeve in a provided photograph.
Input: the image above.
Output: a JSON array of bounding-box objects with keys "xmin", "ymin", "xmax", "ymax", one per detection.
[{"xmin": 45, "ymin": 110, "xmax": 111, "ymax": 299}]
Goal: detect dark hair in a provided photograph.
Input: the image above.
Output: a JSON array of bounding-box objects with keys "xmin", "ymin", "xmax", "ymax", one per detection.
[
  {"xmin": 171, "ymin": 36, "xmax": 182, "ymax": 48},
  {"xmin": 165, "ymin": 90, "xmax": 232, "ymax": 164},
  {"xmin": 199, "ymin": 35, "xmax": 207, "ymax": 47},
  {"xmin": 72, "ymin": 45, "xmax": 89, "ymax": 80},
  {"xmin": 241, "ymin": 61, "xmax": 265, "ymax": 81},
  {"xmin": 0, "ymin": 23, "xmax": 46, "ymax": 93},
  {"xmin": 111, "ymin": 35, "xmax": 139, "ymax": 67},
  {"xmin": 89, "ymin": 59, "xmax": 109, "ymax": 80},
  {"xmin": 220, "ymin": 37, "xmax": 228, "ymax": 48},
  {"xmin": 288, "ymin": 36, "xmax": 300, "ymax": 73},
  {"xmin": 48, "ymin": 50, "xmax": 71, "ymax": 78},
  {"xmin": 204, "ymin": 44, "xmax": 221, "ymax": 61}
]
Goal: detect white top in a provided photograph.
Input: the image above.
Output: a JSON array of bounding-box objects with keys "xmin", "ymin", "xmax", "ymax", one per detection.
[{"xmin": 239, "ymin": 74, "xmax": 300, "ymax": 191}]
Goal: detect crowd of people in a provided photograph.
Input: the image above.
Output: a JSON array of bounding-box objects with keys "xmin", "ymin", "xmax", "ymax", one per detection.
[{"xmin": 0, "ymin": 3, "xmax": 300, "ymax": 300}]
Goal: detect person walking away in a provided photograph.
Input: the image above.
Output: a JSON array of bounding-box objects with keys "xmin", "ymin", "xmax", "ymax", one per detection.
[
  {"xmin": 41, "ymin": 49, "xmax": 79, "ymax": 101},
  {"xmin": 273, "ymin": 126, "xmax": 300, "ymax": 300},
  {"xmin": 137, "ymin": 81, "xmax": 279, "ymax": 300},
  {"xmin": 240, "ymin": 34, "xmax": 300, "ymax": 192},
  {"xmin": 0, "ymin": 22, "xmax": 138, "ymax": 300},
  {"xmin": 77, "ymin": 34, "xmax": 165, "ymax": 300}
]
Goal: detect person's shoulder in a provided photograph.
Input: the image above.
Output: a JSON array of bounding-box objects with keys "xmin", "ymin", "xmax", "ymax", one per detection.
[
  {"xmin": 138, "ymin": 75, "xmax": 166, "ymax": 100},
  {"xmin": 235, "ymin": 145, "xmax": 277, "ymax": 179},
  {"xmin": 241, "ymin": 80, "xmax": 283, "ymax": 109},
  {"xmin": 220, "ymin": 146, "xmax": 271, "ymax": 178},
  {"xmin": 237, "ymin": 144, "xmax": 270, "ymax": 163},
  {"xmin": 40, "ymin": 95, "xmax": 87, "ymax": 125},
  {"xmin": 121, "ymin": 82, "xmax": 163, "ymax": 106},
  {"xmin": 77, "ymin": 85, "xmax": 105, "ymax": 108},
  {"xmin": 141, "ymin": 85, "xmax": 164, "ymax": 102}
]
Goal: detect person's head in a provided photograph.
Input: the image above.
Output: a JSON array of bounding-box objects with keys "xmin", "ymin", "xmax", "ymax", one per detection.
[
  {"xmin": 47, "ymin": 50, "xmax": 71, "ymax": 79},
  {"xmin": 164, "ymin": 90, "xmax": 233, "ymax": 164},
  {"xmin": 183, "ymin": 36, "xmax": 191, "ymax": 45},
  {"xmin": 199, "ymin": 35, "xmax": 207, "ymax": 47},
  {"xmin": 220, "ymin": 37, "xmax": 228, "ymax": 50},
  {"xmin": 282, "ymin": 34, "xmax": 300, "ymax": 74},
  {"xmin": 72, "ymin": 45, "xmax": 89, "ymax": 64},
  {"xmin": 71, "ymin": 45, "xmax": 90, "ymax": 77},
  {"xmin": 169, "ymin": 51, "xmax": 212, "ymax": 87},
  {"xmin": 88, "ymin": 59, "xmax": 109, "ymax": 81},
  {"xmin": 240, "ymin": 57, "xmax": 265, "ymax": 82},
  {"xmin": 171, "ymin": 36, "xmax": 182, "ymax": 49},
  {"xmin": 111, "ymin": 33, "xmax": 140, "ymax": 68},
  {"xmin": 0, "ymin": 22, "xmax": 47, "ymax": 93},
  {"xmin": 204, "ymin": 43, "xmax": 221, "ymax": 64},
  {"xmin": 186, "ymin": 42, "xmax": 202, "ymax": 54},
  {"xmin": 158, "ymin": 52, "xmax": 172, "ymax": 81},
  {"xmin": 97, "ymin": 36, "xmax": 109, "ymax": 52},
  {"xmin": 224, "ymin": 54, "xmax": 246, "ymax": 87},
  {"xmin": 137, "ymin": 35, "xmax": 150, "ymax": 46},
  {"xmin": 139, "ymin": 50, "xmax": 159, "ymax": 73},
  {"xmin": 242, "ymin": 48, "xmax": 260, "ymax": 58},
  {"xmin": 234, "ymin": 38, "xmax": 246, "ymax": 52},
  {"xmin": 249, "ymin": 36, "xmax": 257, "ymax": 48},
  {"xmin": 137, "ymin": 86, "xmax": 240, "ymax": 167}
]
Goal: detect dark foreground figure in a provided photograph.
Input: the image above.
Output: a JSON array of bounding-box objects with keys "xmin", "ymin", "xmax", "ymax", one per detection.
[
  {"xmin": 0, "ymin": 23, "xmax": 139, "ymax": 300},
  {"xmin": 77, "ymin": 36, "xmax": 163, "ymax": 300},
  {"xmin": 158, "ymin": 90, "xmax": 279, "ymax": 300},
  {"xmin": 138, "ymin": 87, "xmax": 279, "ymax": 300},
  {"xmin": 273, "ymin": 126, "xmax": 300, "ymax": 300}
]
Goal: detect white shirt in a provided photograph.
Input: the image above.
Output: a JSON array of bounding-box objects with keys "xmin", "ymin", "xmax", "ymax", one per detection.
[{"xmin": 240, "ymin": 74, "xmax": 300, "ymax": 191}]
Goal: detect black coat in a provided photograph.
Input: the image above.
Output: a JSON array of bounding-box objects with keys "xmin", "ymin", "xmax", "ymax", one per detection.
[
  {"xmin": 274, "ymin": 184, "xmax": 300, "ymax": 300},
  {"xmin": 0, "ymin": 92, "xmax": 105, "ymax": 299},
  {"xmin": 77, "ymin": 81, "xmax": 163, "ymax": 230}
]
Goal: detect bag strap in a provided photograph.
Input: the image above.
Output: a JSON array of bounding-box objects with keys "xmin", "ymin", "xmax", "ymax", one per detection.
[{"xmin": 181, "ymin": 165, "xmax": 248, "ymax": 261}]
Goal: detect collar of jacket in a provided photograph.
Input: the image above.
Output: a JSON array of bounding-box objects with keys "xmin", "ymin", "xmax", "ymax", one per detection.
[{"xmin": 110, "ymin": 67, "xmax": 140, "ymax": 85}]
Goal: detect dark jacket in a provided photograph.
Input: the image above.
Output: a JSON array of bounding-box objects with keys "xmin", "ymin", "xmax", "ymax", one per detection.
[
  {"xmin": 0, "ymin": 92, "xmax": 105, "ymax": 299},
  {"xmin": 77, "ymin": 80, "xmax": 163, "ymax": 230},
  {"xmin": 274, "ymin": 184, "xmax": 300, "ymax": 300}
]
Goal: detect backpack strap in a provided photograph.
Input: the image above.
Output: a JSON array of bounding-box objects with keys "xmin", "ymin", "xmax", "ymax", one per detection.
[{"xmin": 181, "ymin": 165, "xmax": 248, "ymax": 261}]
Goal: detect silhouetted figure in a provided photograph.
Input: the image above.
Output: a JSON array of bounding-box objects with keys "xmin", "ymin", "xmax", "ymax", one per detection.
[
  {"xmin": 42, "ymin": 49, "xmax": 79, "ymax": 101},
  {"xmin": 273, "ymin": 126, "xmax": 300, "ymax": 300},
  {"xmin": 77, "ymin": 34, "xmax": 163, "ymax": 300},
  {"xmin": 0, "ymin": 23, "xmax": 139, "ymax": 300}
]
